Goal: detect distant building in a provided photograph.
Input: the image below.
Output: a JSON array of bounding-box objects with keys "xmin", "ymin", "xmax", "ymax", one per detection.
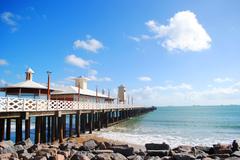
[
  {"xmin": 0, "ymin": 68, "xmax": 52, "ymax": 99},
  {"xmin": 118, "ymin": 84, "xmax": 126, "ymax": 104},
  {"xmin": 51, "ymin": 77, "xmax": 114, "ymax": 103}
]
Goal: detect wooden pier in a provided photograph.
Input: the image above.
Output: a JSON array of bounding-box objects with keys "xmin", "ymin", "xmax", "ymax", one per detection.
[{"xmin": 0, "ymin": 97, "xmax": 156, "ymax": 144}]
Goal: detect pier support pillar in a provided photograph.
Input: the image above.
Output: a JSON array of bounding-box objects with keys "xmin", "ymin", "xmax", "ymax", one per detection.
[
  {"xmin": 98, "ymin": 112, "xmax": 101, "ymax": 131},
  {"xmin": 35, "ymin": 117, "xmax": 41, "ymax": 144},
  {"xmin": 58, "ymin": 116, "xmax": 63, "ymax": 143},
  {"xmin": 81, "ymin": 113, "xmax": 86, "ymax": 134},
  {"xmin": 89, "ymin": 111, "xmax": 93, "ymax": 134},
  {"xmin": 105, "ymin": 111, "xmax": 109, "ymax": 127},
  {"xmin": 47, "ymin": 116, "xmax": 51, "ymax": 142},
  {"xmin": 69, "ymin": 114, "xmax": 73, "ymax": 137},
  {"xmin": 63, "ymin": 115, "xmax": 66, "ymax": 138},
  {"xmin": 16, "ymin": 117, "xmax": 22, "ymax": 143},
  {"xmin": 25, "ymin": 117, "xmax": 31, "ymax": 140},
  {"xmin": 0, "ymin": 119, "xmax": 5, "ymax": 141},
  {"xmin": 76, "ymin": 112, "xmax": 80, "ymax": 137},
  {"xmin": 51, "ymin": 116, "xmax": 56, "ymax": 142},
  {"xmin": 6, "ymin": 119, "xmax": 11, "ymax": 140},
  {"xmin": 41, "ymin": 116, "xmax": 46, "ymax": 143}
]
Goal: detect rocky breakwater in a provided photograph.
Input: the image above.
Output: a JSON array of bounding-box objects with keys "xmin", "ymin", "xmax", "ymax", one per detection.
[{"xmin": 0, "ymin": 138, "xmax": 239, "ymax": 160}]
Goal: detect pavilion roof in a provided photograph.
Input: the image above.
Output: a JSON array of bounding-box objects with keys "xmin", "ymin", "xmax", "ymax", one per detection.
[{"xmin": 0, "ymin": 80, "xmax": 48, "ymax": 90}]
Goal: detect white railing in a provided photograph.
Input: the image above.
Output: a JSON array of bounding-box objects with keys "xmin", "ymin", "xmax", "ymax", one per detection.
[{"xmin": 0, "ymin": 97, "xmax": 142, "ymax": 112}]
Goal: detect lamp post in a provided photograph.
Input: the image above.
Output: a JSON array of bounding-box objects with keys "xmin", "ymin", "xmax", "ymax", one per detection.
[{"xmin": 47, "ymin": 71, "xmax": 51, "ymax": 100}]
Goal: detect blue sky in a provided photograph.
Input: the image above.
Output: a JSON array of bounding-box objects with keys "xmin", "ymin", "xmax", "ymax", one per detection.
[{"xmin": 1, "ymin": 0, "xmax": 240, "ymax": 105}]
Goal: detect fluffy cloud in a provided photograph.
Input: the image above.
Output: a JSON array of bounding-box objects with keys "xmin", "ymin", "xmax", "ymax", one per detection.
[
  {"xmin": 0, "ymin": 59, "xmax": 8, "ymax": 66},
  {"xmin": 0, "ymin": 79, "xmax": 7, "ymax": 86},
  {"xmin": 213, "ymin": 77, "xmax": 233, "ymax": 83},
  {"xmin": 138, "ymin": 76, "xmax": 152, "ymax": 82},
  {"xmin": 131, "ymin": 11, "xmax": 211, "ymax": 52},
  {"xmin": 129, "ymin": 81, "xmax": 240, "ymax": 106},
  {"xmin": 87, "ymin": 69, "xmax": 111, "ymax": 82},
  {"xmin": 1, "ymin": 11, "xmax": 21, "ymax": 32},
  {"xmin": 65, "ymin": 54, "xmax": 91, "ymax": 68},
  {"xmin": 73, "ymin": 38, "xmax": 103, "ymax": 53}
]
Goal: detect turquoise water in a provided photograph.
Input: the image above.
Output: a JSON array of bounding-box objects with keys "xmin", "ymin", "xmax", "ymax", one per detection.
[{"xmin": 97, "ymin": 106, "xmax": 240, "ymax": 147}]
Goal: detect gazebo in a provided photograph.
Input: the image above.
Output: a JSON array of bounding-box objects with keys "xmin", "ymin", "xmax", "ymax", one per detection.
[{"xmin": 0, "ymin": 68, "xmax": 51, "ymax": 99}]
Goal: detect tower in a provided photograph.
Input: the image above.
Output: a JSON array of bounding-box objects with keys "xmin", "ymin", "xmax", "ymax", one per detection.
[
  {"xmin": 118, "ymin": 85, "xmax": 126, "ymax": 104},
  {"xmin": 25, "ymin": 67, "xmax": 34, "ymax": 81}
]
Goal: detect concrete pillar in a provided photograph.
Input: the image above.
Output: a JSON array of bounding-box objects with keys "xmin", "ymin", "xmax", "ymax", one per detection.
[
  {"xmin": 25, "ymin": 117, "xmax": 31, "ymax": 140},
  {"xmin": 89, "ymin": 111, "xmax": 93, "ymax": 134},
  {"xmin": 76, "ymin": 112, "xmax": 80, "ymax": 137},
  {"xmin": 69, "ymin": 114, "xmax": 73, "ymax": 137},
  {"xmin": 81, "ymin": 113, "xmax": 86, "ymax": 134},
  {"xmin": 98, "ymin": 112, "xmax": 101, "ymax": 131},
  {"xmin": 35, "ymin": 117, "xmax": 41, "ymax": 144},
  {"xmin": 41, "ymin": 116, "xmax": 46, "ymax": 143},
  {"xmin": 16, "ymin": 117, "xmax": 22, "ymax": 143},
  {"xmin": 51, "ymin": 116, "xmax": 56, "ymax": 142},
  {"xmin": 0, "ymin": 119, "xmax": 5, "ymax": 141},
  {"xmin": 58, "ymin": 116, "xmax": 63, "ymax": 143},
  {"xmin": 47, "ymin": 116, "xmax": 51, "ymax": 142},
  {"xmin": 63, "ymin": 115, "xmax": 66, "ymax": 138},
  {"xmin": 6, "ymin": 119, "xmax": 11, "ymax": 140}
]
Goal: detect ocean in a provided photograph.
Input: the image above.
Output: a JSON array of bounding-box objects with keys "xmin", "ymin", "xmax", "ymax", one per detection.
[{"xmin": 96, "ymin": 106, "xmax": 240, "ymax": 147}]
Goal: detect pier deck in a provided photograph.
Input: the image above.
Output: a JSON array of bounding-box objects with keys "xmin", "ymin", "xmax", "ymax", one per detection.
[{"xmin": 0, "ymin": 97, "xmax": 155, "ymax": 144}]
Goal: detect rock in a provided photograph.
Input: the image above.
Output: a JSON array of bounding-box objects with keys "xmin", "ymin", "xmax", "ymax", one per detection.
[
  {"xmin": 19, "ymin": 150, "xmax": 32, "ymax": 160},
  {"xmin": 232, "ymin": 151, "xmax": 240, "ymax": 157},
  {"xmin": 93, "ymin": 150, "xmax": 114, "ymax": 154},
  {"xmin": 0, "ymin": 141, "xmax": 16, "ymax": 154},
  {"xmin": 27, "ymin": 144, "xmax": 42, "ymax": 153},
  {"xmin": 34, "ymin": 156, "xmax": 48, "ymax": 160},
  {"xmin": 104, "ymin": 142, "xmax": 113, "ymax": 149},
  {"xmin": 60, "ymin": 142, "xmax": 81, "ymax": 150},
  {"xmin": 55, "ymin": 154, "xmax": 65, "ymax": 160},
  {"xmin": 146, "ymin": 150, "xmax": 170, "ymax": 157},
  {"xmin": 14, "ymin": 144, "xmax": 25, "ymax": 153},
  {"xmin": 98, "ymin": 142, "xmax": 107, "ymax": 150},
  {"xmin": 161, "ymin": 156, "xmax": 173, "ymax": 160},
  {"xmin": 96, "ymin": 153, "xmax": 112, "ymax": 160},
  {"xmin": 22, "ymin": 138, "xmax": 33, "ymax": 149},
  {"xmin": 172, "ymin": 146, "xmax": 193, "ymax": 153},
  {"xmin": 213, "ymin": 143, "xmax": 232, "ymax": 154},
  {"xmin": 110, "ymin": 153, "xmax": 127, "ymax": 160},
  {"xmin": 232, "ymin": 140, "xmax": 239, "ymax": 152},
  {"xmin": 173, "ymin": 153, "xmax": 195, "ymax": 160},
  {"xmin": 71, "ymin": 153, "xmax": 91, "ymax": 160},
  {"xmin": 202, "ymin": 158, "xmax": 214, "ymax": 160},
  {"xmin": 134, "ymin": 149, "xmax": 145, "ymax": 156},
  {"xmin": 36, "ymin": 148, "xmax": 58, "ymax": 157},
  {"xmin": 83, "ymin": 139, "xmax": 98, "ymax": 150},
  {"xmin": 71, "ymin": 151, "xmax": 95, "ymax": 160},
  {"xmin": 145, "ymin": 143, "xmax": 170, "ymax": 151},
  {"xmin": 225, "ymin": 157, "xmax": 240, "ymax": 160},
  {"xmin": 145, "ymin": 156, "xmax": 161, "ymax": 160},
  {"xmin": 110, "ymin": 145, "xmax": 134, "ymax": 157},
  {"xmin": 209, "ymin": 153, "xmax": 230, "ymax": 159},
  {"xmin": 127, "ymin": 155, "xmax": 143, "ymax": 160},
  {"xmin": 0, "ymin": 153, "xmax": 17, "ymax": 160},
  {"xmin": 58, "ymin": 150, "xmax": 71, "ymax": 158},
  {"xmin": 195, "ymin": 146, "xmax": 213, "ymax": 154}
]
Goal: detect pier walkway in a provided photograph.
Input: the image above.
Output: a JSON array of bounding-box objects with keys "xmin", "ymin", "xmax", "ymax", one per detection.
[{"xmin": 0, "ymin": 97, "xmax": 155, "ymax": 144}]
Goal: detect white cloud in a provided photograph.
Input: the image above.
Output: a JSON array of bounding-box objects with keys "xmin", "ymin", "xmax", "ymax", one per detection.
[
  {"xmin": 73, "ymin": 38, "xmax": 104, "ymax": 53},
  {"xmin": 131, "ymin": 11, "xmax": 211, "ymax": 52},
  {"xmin": 0, "ymin": 79, "xmax": 7, "ymax": 86},
  {"xmin": 138, "ymin": 76, "xmax": 152, "ymax": 82},
  {"xmin": 0, "ymin": 59, "xmax": 8, "ymax": 66},
  {"xmin": 213, "ymin": 77, "xmax": 233, "ymax": 83},
  {"xmin": 87, "ymin": 69, "xmax": 111, "ymax": 82},
  {"xmin": 65, "ymin": 54, "xmax": 91, "ymax": 68},
  {"xmin": 129, "ymin": 81, "xmax": 240, "ymax": 106},
  {"xmin": 128, "ymin": 35, "xmax": 151, "ymax": 42},
  {"xmin": 1, "ymin": 11, "xmax": 21, "ymax": 32}
]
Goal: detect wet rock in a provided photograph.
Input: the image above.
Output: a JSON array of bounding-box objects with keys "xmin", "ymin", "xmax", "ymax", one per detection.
[
  {"xmin": 110, "ymin": 153, "xmax": 127, "ymax": 160},
  {"xmin": 146, "ymin": 150, "xmax": 170, "ymax": 157},
  {"xmin": 232, "ymin": 151, "xmax": 240, "ymax": 157},
  {"xmin": 172, "ymin": 146, "xmax": 192, "ymax": 153},
  {"xmin": 209, "ymin": 153, "xmax": 230, "ymax": 159},
  {"xmin": 232, "ymin": 140, "xmax": 239, "ymax": 152},
  {"xmin": 98, "ymin": 142, "xmax": 107, "ymax": 150},
  {"xmin": 83, "ymin": 139, "xmax": 98, "ymax": 150},
  {"xmin": 104, "ymin": 142, "xmax": 113, "ymax": 149},
  {"xmin": 110, "ymin": 145, "xmax": 134, "ymax": 157},
  {"xmin": 173, "ymin": 153, "xmax": 195, "ymax": 160},
  {"xmin": 145, "ymin": 143, "xmax": 170, "ymax": 151},
  {"xmin": 195, "ymin": 146, "xmax": 213, "ymax": 154},
  {"xmin": 135, "ymin": 149, "xmax": 146, "ymax": 156},
  {"xmin": 71, "ymin": 152, "xmax": 91, "ymax": 160},
  {"xmin": 213, "ymin": 143, "xmax": 232, "ymax": 154}
]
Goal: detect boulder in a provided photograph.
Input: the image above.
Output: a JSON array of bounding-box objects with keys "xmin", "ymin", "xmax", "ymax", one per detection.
[
  {"xmin": 161, "ymin": 156, "xmax": 173, "ymax": 160},
  {"xmin": 195, "ymin": 146, "xmax": 213, "ymax": 154},
  {"xmin": 202, "ymin": 158, "xmax": 214, "ymax": 160},
  {"xmin": 34, "ymin": 156, "xmax": 48, "ymax": 160},
  {"xmin": 98, "ymin": 142, "xmax": 107, "ymax": 150},
  {"xmin": 173, "ymin": 153, "xmax": 195, "ymax": 160},
  {"xmin": 71, "ymin": 153, "xmax": 91, "ymax": 160},
  {"xmin": 0, "ymin": 153, "xmax": 17, "ymax": 160},
  {"xmin": 145, "ymin": 156, "xmax": 161, "ymax": 160},
  {"xmin": 58, "ymin": 150, "xmax": 71, "ymax": 158},
  {"xmin": 104, "ymin": 142, "xmax": 113, "ymax": 149},
  {"xmin": 22, "ymin": 138, "xmax": 33, "ymax": 149},
  {"xmin": 55, "ymin": 154, "xmax": 65, "ymax": 160},
  {"xmin": 225, "ymin": 157, "xmax": 240, "ymax": 160},
  {"xmin": 71, "ymin": 151, "xmax": 95, "ymax": 160},
  {"xmin": 145, "ymin": 143, "xmax": 170, "ymax": 151},
  {"xmin": 83, "ymin": 139, "xmax": 98, "ymax": 150},
  {"xmin": 127, "ymin": 155, "xmax": 143, "ymax": 160},
  {"xmin": 110, "ymin": 145, "xmax": 134, "ymax": 157},
  {"xmin": 18, "ymin": 150, "xmax": 33, "ymax": 160},
  {"xmin": 232, "ymin": 140, "xmax": 239, "ymax": 152},
  {"xmin": 93, "ymin": 150, "xmax": 114, "ymax": 154},
  {"xmin": 213, "ymin": 143, "xmax": 232, "ymax": 154},
  {"xmin": 27, "ymin": 144, "xmax": 42, "ymax": 153},
  {"xmin": 232, "ymin": 151, "xmax": 240, "ymax": 157},
  {"xmin": 209, "ymin": 153, "xmax": 230, "ymax": 159},
  {"xmin": 0, "ymin": 141, "xmax": 16, "ymax": 154},
  {"xmin": 110, "ymin": 153, "xmax": 127, "ymax": 160},
  {"xmin": 36, "ymin": 148, "xmax": 58, "ymax": 157},
  {"xmin": 146, "ymin": 150, "xmax": 170, "ymax": 157},
  {"xmin": 96, "ymin": 153, "xmax": 112, "ymax": 160},
  {"xmin": 172, "ymin": 145, "xmax": 193, "ymax": 153}
]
